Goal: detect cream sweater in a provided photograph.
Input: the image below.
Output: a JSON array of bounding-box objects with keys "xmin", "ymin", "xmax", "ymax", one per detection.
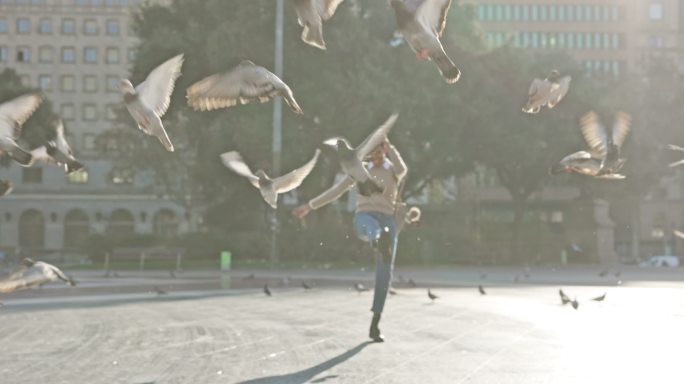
[{"xmin": 308, "ymin": 144, "xmax": 407, "ymax": 215}]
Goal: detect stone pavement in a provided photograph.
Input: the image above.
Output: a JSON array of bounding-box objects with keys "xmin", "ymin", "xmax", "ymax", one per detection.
[{"xmin": 1, "ymin": 267, "xmax": 683, "ymax": 383}]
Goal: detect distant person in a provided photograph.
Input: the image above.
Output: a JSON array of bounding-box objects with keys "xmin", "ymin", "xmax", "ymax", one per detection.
[{"xmin": 293, "ymin": 139, "xmax": 407, "ymax": 342}]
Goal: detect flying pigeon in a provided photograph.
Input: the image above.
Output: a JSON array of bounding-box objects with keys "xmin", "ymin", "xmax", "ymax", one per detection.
[
  {"xmin": 0, "ymin": 180, "xmax": 12, "ymax": 197},
  {"xmin": 186, "ymin": 60, "xmax": 302, "ymax": 114},
  {"xmin": 220, "ymin": 149, "xmax": 320, "ymax": 209},
  {"xmin": 665, "ymin": 144, "xmax": 684, "ymax": 167},
  {"xmin": 390, "ymin": 0, "xmax": 460, "ymax": 83},
  {"xmin": 551, "ymin": 111, "xmax": 632, "ymax": 179},
  {"xmin": 427, "ymin": 288, "xmax": 438, "ymax": 302},
  {"xmin": 120, "ymin": 53, "xmax": 184, "ymax": 152},
  {"xmin": 522, "ymin": 70, "xmax": 571, "ymax": 113},
  {"xmin": 591, "ymin": 293, "xmax": 606, "ymax": 302},
  {"xmin": 292, "ymin": 0, "xmax": 345, "ymax": 50},
  {"xmin": 29, "ymin": 120, "xmax": 84, "ymax": 174},
  {"xmin": 559, "ymin": 289, "xmax": 571, "ymax": 305},
  {"xmin": 478, "ymin": 285, "xmax": 486, "ymax": 295},
  {"xmin": 264, "ymin": 284, "xmax": 272, "ymax": 296},
  {"xmin": 0, "ymin": 92, "xmax": 43, "ymax": 166},
  {"xmin": 0, "ymin": 258, "xmax": 76, "ymax": 292},
  {"xmin": 323, "ymin": 113, "xmax": 398, "ymax": 196}
]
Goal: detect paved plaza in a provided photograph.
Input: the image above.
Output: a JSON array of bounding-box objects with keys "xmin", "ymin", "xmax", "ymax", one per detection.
[{"xmin": 1, "ymin": 267, "xmax": 683, "ymax": 383}]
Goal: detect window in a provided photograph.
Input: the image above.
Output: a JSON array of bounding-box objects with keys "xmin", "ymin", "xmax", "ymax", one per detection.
[
  {"xmin": 106, "ymin": 19, "xmax": 119, "ymax": 35},
  {"xmin": 540, "ymin": 32, "xmax": 547, "ymax": 48},
  {"xmin": 649, "ymin": 3, "xmax": 664, "ymax": 20},
  {"xmin": 67, "ymin": 169, "xmax": 88, "ymax": 184},
  {"xmin": 612, "ymin": 61, "xmax": 621, "ymax": 77},
  {"xmin": 61, "ymin": 104, "xmax": 75, "ymax": 120},
  {"xmin": 84, "ymin": 47, "xmax": 98, "ymax": 63},
  {"xmin": 38, "ymin": 46, "xmax": 53, "ymax": 63},
  {"xmin": 17, "ymin": 46, "xmax": 30, "ymax": 63},
  {"xmin": 495, "ymin": 5, "xmax": 503, "ymax": 21},
  {"xmin": 576, "ymin": 32, "xmax": 583, "ymax": 49},
  {"xmin": 486, "ymin": 4, "xmax": 493, "ymax": 21},
  {"xmin": 522, "ymin": 5, "xmax": 529, "ymax": 21},
  {"xmin": 522, "ymin": 32, "xmax": 529, "ymax": 48},
  {"xmin": 83, "ymin": 133, "xmax": 96, "ymax": 150},
  {"xmin": 504, "ymin": 5, "xmax": 511, "ymax": 21},
  {"xmin": 109, "ymin": 168, "xmax": 134, "ymax": 185},
  {"xmin": 594, "ymin": 33, "xmax": 601, "ymax": 49},
  {"xmin": 650, "ymin": 36, "xmax": 665, "ymax": 48},
  {"xmin": 127, "ymin": 48, "xmax": 137, "ymax": 62},
  {"xmin": 539, "ymin": 5, "xmax": 547, "ymax": 21},
  {"xmin": 558, "ymin": 33, "xmax": 565, "ymax": 48},
  {"xmin": 585, "ymin": 5, "xmax": 593, "ymax": 21},
  {"xmin": 106, "ymin": 75, "xmax": 120, "ymax": 92},
  {"xmin": 22, "ymin": 168, "xmax": 43, "ymax": 183},
  {"xmin": 478, "ymin": 4, "xmax": 485, "ymax": 21},
  {"xmin": 39, "ymin": 18, "xmax": 52, "ymax": 34},
  {"xmin": 549, "ymin": 5, "xmax": 556, "ymax": 21},
  {"xmin": 62, "ymin": 47, "xmax": 75, "ymax": 63},
  {"xmin": 84, "ymin": 19, "xmax": 98, "ymax": 35},
  {"xmin": 513, "ymin": 5, "xmax": 521, "ymax": 21},
  {"xmin": 0, "ymin": 46, "xmax": 8, "ymax": 62},
  {"xmin": 531, "ymin": 5, "xmax": 538, "ymax": 21},
  {"xmin": 513, "ymin": 32, "xmax": 521, "ymax": 47},
  {"xmin": 585, "ymin": 32, "xmax": 592, "ymax": 49},
  {"xmin": 575, "ymin": 5, "xmax": 583, "ymax": 21},
  {"xmin": 612, "ymin": 6, "xmax": 620, "ymax": 21},
  {"xmin": 105, "ymin": 104, "xmax": 117, "ymax": 120},
  {"xmin": 567, "ymin": 33, "xmax": 574, "ymax": 49},
  {"xmin": 82, "ymin": 103, "xmax": 97, "ymax": 120},
  {"xmin": 531, "ymin": 32, "xmax": 539, "ymax": 48},
  {"xmin": 0, "ymin": 18, "xmax": 7, "ymax": 33},
  {"xmin": 16, "ymin": 18, "xmax": 30, "ymax": 34},
  {"xmin": 83, "ymin": 75, "xmax": 98, "ymax": 92},
  {"xmin": 603, "ymin": 33, "xmax": 610, "ymax": 49},
  {"xmin": 38, "ymin": 75, "xmax": 52, "ymax": 91},
  {"xmin": 60, "ymin": 75, "xmax": 75, "ymax": 92},
  {"xmin": 567, "ymin": 5, "xmax": 574, "ymax": 21},
  {"xmin": 613, "ymin": 34, "xmax": 621, "ymax": 49},
  {"xmin": 62, "ymin": 18, "xmax": 75, "ymax": 34},
  {"xmin": 105, "ymin": 47, "xmax": 120, "ymax": 64}
]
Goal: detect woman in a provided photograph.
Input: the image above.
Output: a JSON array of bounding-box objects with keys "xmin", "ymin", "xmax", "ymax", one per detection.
[{"xmin": 292, "ymin": 139, "xmax": 407, "ymax": 342}]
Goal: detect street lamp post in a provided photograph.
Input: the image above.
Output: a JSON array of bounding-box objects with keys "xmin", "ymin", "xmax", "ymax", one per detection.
[{"xmin": 271, "ymin": 0, "xmax": 284, "ymax": 267}]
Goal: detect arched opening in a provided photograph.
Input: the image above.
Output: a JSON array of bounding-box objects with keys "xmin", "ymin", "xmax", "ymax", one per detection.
[
  {"xmin": 106, "ymin": 209, "xmax": 134, "ymax": 238},
  {"xmin": 19, "ymin": 209, "xmax": 45, "ymax": 249},
  {"xmin": 64, "ymin": 209, "xmax": 90, "ymax": 249},
  {"xmin": 154, "ymin": 209, "xmax": 178, "ymax": 238}
]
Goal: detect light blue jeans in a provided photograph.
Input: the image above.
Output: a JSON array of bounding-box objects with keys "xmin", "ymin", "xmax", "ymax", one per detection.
[{"xmin": 353, "ymin": 211, "xmax": 398, "ymax": 315}]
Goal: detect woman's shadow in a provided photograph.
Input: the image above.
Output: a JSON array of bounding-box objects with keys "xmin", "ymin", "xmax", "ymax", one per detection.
[{"xmin": 237, "ymin": 341, "xmax": 373, "ymax": 384}]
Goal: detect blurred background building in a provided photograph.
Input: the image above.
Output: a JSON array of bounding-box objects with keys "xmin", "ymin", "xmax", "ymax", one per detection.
[{"xmin": 0, "ymin": 0, "xmax": 188, "ymax": 255}]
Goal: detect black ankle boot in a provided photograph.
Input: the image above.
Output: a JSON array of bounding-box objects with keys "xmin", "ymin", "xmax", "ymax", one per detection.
[{"xmin": 369, "ymin": 313, "xmax": 384, "ymax": 342}]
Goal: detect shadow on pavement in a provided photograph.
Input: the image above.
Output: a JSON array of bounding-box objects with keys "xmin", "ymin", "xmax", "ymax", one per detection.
[{"xmin": 236, "ymin": 341, "xmax": 373, "ymax": 384}]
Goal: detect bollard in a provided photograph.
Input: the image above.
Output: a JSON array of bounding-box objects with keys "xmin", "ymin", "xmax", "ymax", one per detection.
[
  {"xmin": 221, "ymin": 251, "xmax": 231, "ymax": 271},
  {"xmin": 104, "ymin": 252, "xmax": 110, "ymax": 273},
  {"xmin": 140, "ymin": 252, "xmax": 146, "ymax": 271},
  {"xmin": 175, "ymin": 251, "xmax": 182, "ymax": 271}
]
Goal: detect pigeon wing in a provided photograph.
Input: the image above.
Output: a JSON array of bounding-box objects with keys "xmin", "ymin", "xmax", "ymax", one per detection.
[
  {"xmin": 612, "ymin": 111, "xmax": 632, "ymax": 148},
  {"xmin": 356, "ymin": 113, "xmax": 399, "ymax": 159},
  {"xmin": 136, "ymin": 54, "xmax": 184, "ymax": 117},
  {"xmin": 580, "ymin": 111, "xmax": 607, "ymax": 156},
  {"xmin": 547, "ymin": 76, "xmax": 571, "ymax": 108},
  {"xmin": 560, "ymin": 150, "xmax": 592, "ymax": 163},
  {"xmin": 0, "ymin": 267, "xmax": 49, "ymax": 293},
  {"xmin": 273, "ymin": 149, "xmax": 320, "ymax": 193},
  {"xmin": 0, "ymin": 93, "xmax": 43, "ymax": 136},
  {"xmin": 416, "ymin": 0, "xmax": 452, "ymax": 36},
  {"xmin": 674, "ymin": 229, "xmax": 684, "ymax": 239},
  {"xmin": 186, "ymin": 65, "xmax": 281, "ymax": 111},
  {"xmin": 30, "ymin": 146, "xmax": 56, "ymax": 165},
  {"xmin": 317, "ymin": 0, "xmax": 345, "ymax": 20},
  {"xmin": 220, "ymin": 151, "xmax": 260, "ymax": 189}
]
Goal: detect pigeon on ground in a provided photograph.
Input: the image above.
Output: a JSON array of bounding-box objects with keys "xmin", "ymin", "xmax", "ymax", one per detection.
[
  {"xmin": 243, "ymin": 273, "xmax": 256, "ymax": 280},
  {"xmin": 571, "ymin": 298, "xmax": 579, "ymax": 310},
  {"xmin": 427, "ymin": 288, "xmax": 438, "ymax": 302},
  {"xmin": 153, "ymin": 286, "xmax": 167, "ymax": 295},
  {"xmin": 354, "ymin": 282, "xmax": 369, "ymax": 293},
  {"xmin": 598, "ymin": 269, "xmax": 609, "ymax": 277},
  {"xmin": 29, "ymin": 120, "xmax": 84, "ymax": 174},
  {"xmin": 478, "ymin": 285, "xmax": 486, "ymax": 295},
  {"xmin": 169, "ymin": 270, "xmax": 176, "ymax": 278},
  {"xmin": 522, "ymin": 70, "xmax": 571, "ymax": 113},
  {"xmin": 0, "ymin": 92, "xmax": 42, "ymax": 166},
  {"xmin": 220, "ymin": 149, "xmax": 320, "ymax": 209},
  {"xmin": 264, "ymin": 284, "xmax": 272, "ymax": 296},
  {"xmin": 0, "ymin": 180, "xmax": 13, "ymax": 197},
  {"xmin": 665, "ymin": 144, "xmax": 684, "ymax": 167},
  {"xmin": 389, "ymin": 288, "xmax": 398, "ymax": 295},
  {"xmin": 323, "ymin": 113, "xmax": 398, "ymax": 196},
  {"xmin": 514, "ymin": 275, "xmax": 520, "ymax": 283},
  {"xmin": 408, "ymin": 278, "xmax": 417, "ymax": 288},
  {"xmin": 479, "ymin": 272, "xmax": 487, "ymax": 279},
  {"xmin": 292, "ymin": 0, "xmax": 345, "ymax": 50},
  {"xmin": 591, "ymin": 293, "xmax": 606, "ymax": 302},
  {"xmin": 614, "ymin": 271, "xmax": 621, "ymax": 278},
  {"xmin": 559, "ymin": 289, "xmax": 571, "ymax": 305},
  {"xmin": 120, "ymin": 54, "xmax": 184, "ymax": 152},
  {"xmin": 390, "ymin": 0, "xmax": 460, "ymax": 83},
  {"xmin": 302, "ymin": 281, "xmax": 313, "ymax": 290},
  {"xmin": 0, "ymin": 258, "xmax": 76, "ymax": 292},
  {"xmin": 187, "ymin": 60, "xmax": 302, "ymax": 114}
]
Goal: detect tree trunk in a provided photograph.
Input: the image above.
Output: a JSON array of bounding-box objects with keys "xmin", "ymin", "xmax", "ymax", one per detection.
[{"xmin": 511, "ymin": 197, "xmax": 526, "ymax": 264}]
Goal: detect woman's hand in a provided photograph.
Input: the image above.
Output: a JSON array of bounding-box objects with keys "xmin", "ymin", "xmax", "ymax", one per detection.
[{"xmin": 292, "ymin": 204, "xmax": 311, "ymax": 219}]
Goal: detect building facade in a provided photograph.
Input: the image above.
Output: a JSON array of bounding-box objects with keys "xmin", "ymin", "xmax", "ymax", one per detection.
[
  {"xmin": 465, "ymin": 0, "xmax": 684, "ymax": 76},
  {"xmin": 0, "ymin": 0, "xmax": 190, "ymax": 254}
]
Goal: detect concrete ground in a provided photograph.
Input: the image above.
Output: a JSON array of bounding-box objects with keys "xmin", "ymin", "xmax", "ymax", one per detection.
[{"xmin": 1, "ymin": 267, "xmax": 683, "ymax": 383}]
